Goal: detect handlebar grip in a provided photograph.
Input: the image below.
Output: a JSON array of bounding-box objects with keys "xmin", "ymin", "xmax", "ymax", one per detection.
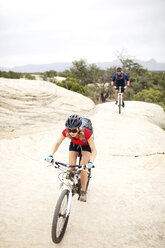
[{"xmin": 45, "ymin": 157, "xmax": 54, "ymax": 163}]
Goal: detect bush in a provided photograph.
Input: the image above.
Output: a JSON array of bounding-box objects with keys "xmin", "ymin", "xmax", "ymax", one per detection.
[
  {"xmin": 25, "ymin": 74, "xmax": 36, "ymax": 80},
  {"xmin": 0, "ymin": 70, "xmax": 22, "ymax": 79},
  {"xmin": 133, "ymin": 89, "xmax": 162, "ymax": 103},
  {"xmin": 84, "ymin": 84, "xmax": 99, "ymax": 103},
  {"xmin": 133, "ymin": 88, "xmax": 165, "ymax": 110},
  {"xmin": 56, "ymin": 78, "xmax": 85, "ymax": 95}
]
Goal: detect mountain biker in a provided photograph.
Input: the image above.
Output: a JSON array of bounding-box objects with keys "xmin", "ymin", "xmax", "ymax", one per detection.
[
  {"xmin": 45, "ymin": 114, "xmax": 97, "ymax": 202},
  {"xmin": 111, "ymin": 67, "xmax": 130, "ymax": 107}
]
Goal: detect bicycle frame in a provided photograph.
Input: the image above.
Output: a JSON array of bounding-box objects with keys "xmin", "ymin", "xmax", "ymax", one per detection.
[
  {"xmin": 118, "ymin": 86, "xmax": 122, "ymax": 104},
  {"xmin": 58, "ymin": 176, "xmax": 73, "ymax": 217},
  {"xmin": 115, "ymin": 86, "xmax": 127, "ymax": 114},
  {"xmin": 47, "ymin": 159, "xmax": 94, "ymax": 243},
  {"xmin": 57, "ymin": 167, "xmax": 81, "ymax": 217},
  {"xmin": 51, "ymin": 161, "xmax": 85, "ymax": 202}
]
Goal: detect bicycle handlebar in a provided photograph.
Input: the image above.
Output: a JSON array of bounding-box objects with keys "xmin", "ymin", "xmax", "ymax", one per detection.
[
  {"xmin": 47, "ymin": 159, "xmax": 95, "ymax": 170},
  {"xmin": 114, "ymin": 86, "xmax": 127, "ymax": 89}
]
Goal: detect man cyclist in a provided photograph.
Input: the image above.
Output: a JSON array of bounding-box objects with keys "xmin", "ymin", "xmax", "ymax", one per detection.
[{"xmin": 111, "ymin": 67, "xmax": 130, "ymax": 107}]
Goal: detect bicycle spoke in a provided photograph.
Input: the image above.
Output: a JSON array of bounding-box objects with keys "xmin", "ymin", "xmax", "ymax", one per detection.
[
  {"xmin": 52, "ymin": 190, "xmax": 70, "ymax": 243},
  {"xmin": 56, "ymin": 194, "xmax": 68, "ymax": 237}
]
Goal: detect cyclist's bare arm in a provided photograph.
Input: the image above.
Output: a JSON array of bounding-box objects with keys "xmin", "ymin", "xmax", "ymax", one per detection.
[
  {"xmin": 50, "ymin": 134, "xmax": 66, "ymax": 156},
  {"xmin": 87, "ymin": 136, "xmax": 97, "ymax": 163}
]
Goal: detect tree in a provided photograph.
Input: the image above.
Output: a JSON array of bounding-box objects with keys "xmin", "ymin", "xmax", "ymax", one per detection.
[
  {"xmin": 41, "ymin": 70, "xmax": 57, "ymax": 81},
  {"xmin": 67, "ymin": 61, "xmax": 115, "ymax": 102},
  {"xmin": 45, "ymin": 70, "xmax": 57, "ymax": 77},
  {"xmin": 69, "ymin": 60, "xmax": 89, "ymax": 85},
  {"xmin": 87, "ymin": 64, "xmax": 104, "ymax": 85},
  {"xmin": 56, "ymin": 56, "xmax": 165, "ymax": 109}
]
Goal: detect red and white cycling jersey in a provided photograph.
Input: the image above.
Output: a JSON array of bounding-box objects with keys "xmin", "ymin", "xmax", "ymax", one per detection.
[{"xmin": 62, "ymin": 127, "xmax": 91, "ymax": 145}]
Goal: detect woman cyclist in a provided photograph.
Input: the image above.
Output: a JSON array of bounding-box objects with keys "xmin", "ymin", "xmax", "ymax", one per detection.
[{"xmin": 45, "ymin": 114, "xmax": 97, "ymax": 202}]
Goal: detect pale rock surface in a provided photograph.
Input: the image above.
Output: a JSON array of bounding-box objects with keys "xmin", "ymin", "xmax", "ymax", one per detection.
[{"xmin": 0, "ymin": 78, "xmax": 165, "ymax": 248}]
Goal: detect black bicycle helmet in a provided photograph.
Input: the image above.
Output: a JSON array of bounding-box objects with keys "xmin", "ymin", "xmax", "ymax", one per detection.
[
  {"xmin": 117, "ymin": 67, "xmax": 122, "ymax": 72},
  {"xmin": 65, "ymin": 114, "xmax": 82, "ymax": 129}
]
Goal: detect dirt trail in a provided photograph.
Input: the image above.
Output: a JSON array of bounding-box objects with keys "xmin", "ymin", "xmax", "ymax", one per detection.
[{"xmin": 0, "ymin": 78, "xmax": 165, "ymax": 248}]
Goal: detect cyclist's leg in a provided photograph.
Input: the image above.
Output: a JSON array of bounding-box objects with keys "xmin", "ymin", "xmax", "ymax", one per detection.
[
  {"xmin": 115, "ymin": 90, "xmax": 118, "ymax": 102},
  {"xmin": 121, "ymin": 85, "xmax": 125, "ymax": 106},
  {"xmin": 69, "ymin": 151, "xmax": 78, "ymax": 165},
  {"xmin": 115, "ymin": 84, "xmax": 119, "ymax": 103},
  {"xmin": 122, "ymin": 90, "xmax": 124, "ymax": 101},
  {"xmin": 80, "ymin": 151, "xmax": 91, "ymax": 191},
  {"xmin": 69, "ymin": 142, "xmax": 79, "ymax": 166}
]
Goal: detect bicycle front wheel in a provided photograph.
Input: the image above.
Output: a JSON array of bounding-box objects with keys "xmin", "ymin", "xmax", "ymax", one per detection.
[
  {"xmin": 51, "ymin": 189, "xmax": 70, "ymax": 243},
  {"xmin": 119, "ymin": 97, "xmax": 121, "ymax": 114}
]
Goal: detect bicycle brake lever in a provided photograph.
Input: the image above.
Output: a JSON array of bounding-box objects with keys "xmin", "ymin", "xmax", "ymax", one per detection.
[{"xmin": 54, "ymin": 162, "xmax": 59, "ymax": 168}]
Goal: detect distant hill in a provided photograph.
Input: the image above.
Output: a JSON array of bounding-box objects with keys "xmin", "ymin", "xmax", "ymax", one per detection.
[
  {"xmin": 96, "ymin": 59, "xmax": 165, "ymax": 71},
  {"xmin": 137, "ymin": 59, "xmax": 165, "ymax": 71},
  {"xmin": 0, "ymin": 62, "xmax": 72, "ymax": 73},
  {"xmin": 1, "ymin": 59, "xmax": 165, "ymax": 73}
]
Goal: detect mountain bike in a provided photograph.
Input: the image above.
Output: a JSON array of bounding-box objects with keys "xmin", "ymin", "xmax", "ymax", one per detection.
[
  {"xmin": 115, "ymin": 86, "xmax": 127, "ymax": 114},
  {"xmin": 46, "ymin": 151, "xmax": 94, "ymax": 243}
]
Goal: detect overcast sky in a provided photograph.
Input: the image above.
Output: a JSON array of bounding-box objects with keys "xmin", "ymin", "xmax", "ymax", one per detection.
[{"xmin": 0, "ymin": 0, "xmax": 165, "ymax": 67}]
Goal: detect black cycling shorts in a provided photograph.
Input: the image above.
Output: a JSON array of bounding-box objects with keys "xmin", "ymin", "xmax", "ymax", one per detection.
[
  {"xmin": 115, "ymin": 83, "xmax": 125, "ymax": 93},
  {"xmin": 69, "ymin": 142, "xmax": 91, "ymax": 153}
]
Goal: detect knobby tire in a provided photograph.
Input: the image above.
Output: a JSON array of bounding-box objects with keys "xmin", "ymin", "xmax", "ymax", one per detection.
[
  {"xmin": 51, "ymin": 189, "xmax": 70, "ymax": 243},
  {"xmin": 119, "ymin": 97, "xmax": 121, "ymax": 114}
]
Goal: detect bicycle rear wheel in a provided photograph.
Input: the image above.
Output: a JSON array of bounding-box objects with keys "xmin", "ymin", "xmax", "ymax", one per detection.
[{"xmin": 51, "ymin": 189, "xmax": 70, "ymax": 243}]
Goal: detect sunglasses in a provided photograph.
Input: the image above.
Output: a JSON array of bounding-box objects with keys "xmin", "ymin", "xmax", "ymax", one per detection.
[{"xmin": 67, "ymin": 128, "xmax": 78, "ymax": 133}]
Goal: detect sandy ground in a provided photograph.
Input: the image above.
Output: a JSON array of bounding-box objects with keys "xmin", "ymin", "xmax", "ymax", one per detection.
[{"xmin": 0, "ymin": 78, "xmax": 165, "ymax": 248}]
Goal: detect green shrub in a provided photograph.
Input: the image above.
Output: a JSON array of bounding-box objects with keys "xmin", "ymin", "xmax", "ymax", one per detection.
[
  {"xmin": 0, "ymin": 70, "xmax": 22, "ymax": 79},
  {"xmin": 133, "ymin": 88, "xmax": 165, "ymax": 110},
  {"xmin": 25, "ymin": 74, "xmax": 36, "ymax": 80},
  {"xmin": 57, "ymin": 78, "xmax": 85, "ymax": 95}
]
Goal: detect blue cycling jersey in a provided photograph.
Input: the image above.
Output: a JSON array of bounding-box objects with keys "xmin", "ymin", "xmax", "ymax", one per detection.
[{"xmin": 112, "ymin": 72, "xmax": 129, "ymax": 85}]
